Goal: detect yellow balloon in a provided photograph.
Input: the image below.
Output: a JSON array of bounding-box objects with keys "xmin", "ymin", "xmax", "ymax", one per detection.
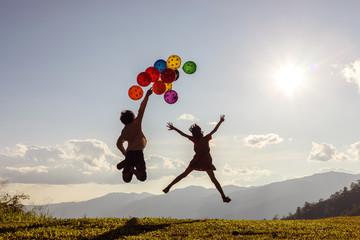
[
  {"xmin": 167, "ymin": 55, "xmax": 182, "ymax": 70},
  {"xmin": 165, "ymin": 82, "xmax": 172, "ymax": 92}
]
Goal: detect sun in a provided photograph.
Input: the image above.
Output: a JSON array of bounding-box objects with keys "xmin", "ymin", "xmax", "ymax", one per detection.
[{"xmin": 275, "ymin": 64, "xmax": 303, "ymax": 95}]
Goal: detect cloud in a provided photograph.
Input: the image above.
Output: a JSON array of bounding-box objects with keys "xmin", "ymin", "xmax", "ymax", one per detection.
[
  {"xmin": 0, "ymin": 141, "xmax": 191, "ymax": 185},
  {"xmin": 341, "ymin": 59, "xmax": 360, "ymax": 92},
  {"xmin": 146, "ymin": 155, "xmax": 187, "ymax": 178},
  {"xmin": 348, "ymin": 142, "xmax": 360, "ymax": 161},
  {"xmin": 0, "ymin": 139, "xmax": 122, "ymax": 185},
  {"xmin": 63, "ymin": 139, "xmax": 116, "ymax": 171},
  {"xmin": 177, "ymin": 113, "xmax": 199, "ymax": 121},
  {"xmin": 1, "ymin": 144, "xmax": 28, "ymax": 158},
  {"xmin": 317, "ymin": 167, "xmax": 358, "ymax": 175},
  {"xmin": 222, "ymin": 164, "xmax": 271, "ymax": 177},
  {"xmin": 6, "ymin": 166, "xmax": 49, "ymax": 174},
  {"xmin": 243, "ymin": 134, "xmax": 284, "ymax": 148},
  {"xmin": 307, "ymin": 142, "xmax": 352, "ymax": 162}
]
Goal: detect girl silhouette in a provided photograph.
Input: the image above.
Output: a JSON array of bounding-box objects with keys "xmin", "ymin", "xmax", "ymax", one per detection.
[{"xmin": 163, "ymin": 115, "xmax": 231, "ymax": 203}]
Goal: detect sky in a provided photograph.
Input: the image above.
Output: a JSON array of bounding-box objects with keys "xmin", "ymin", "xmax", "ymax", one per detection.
[{"xmin": 1, "ymin": 0, "xmax": 360, "ymax": 204}]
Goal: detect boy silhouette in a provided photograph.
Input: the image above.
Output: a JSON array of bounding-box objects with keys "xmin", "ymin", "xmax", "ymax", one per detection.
[
  {"xmin": 116, "ymin": 89, "xmax": 152, "ymax": 183},
  {"xmin": 163, "ymin": 115, "xmax": 231, "ymax": 203}
]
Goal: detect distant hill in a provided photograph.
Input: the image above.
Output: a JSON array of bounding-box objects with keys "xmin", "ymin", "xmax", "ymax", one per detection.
[
  {"xmin": 43, "ymin": 171, "xmax": 360, "ymax": 220},
  {"xmin": 283, "ymin": 179, "xmax": 360, "ymax": 219}
]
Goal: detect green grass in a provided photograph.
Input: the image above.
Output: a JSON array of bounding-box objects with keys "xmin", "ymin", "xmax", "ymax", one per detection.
[{"xmin": 1, "ymin": 216, "xmax": 360, "ymax": 239}]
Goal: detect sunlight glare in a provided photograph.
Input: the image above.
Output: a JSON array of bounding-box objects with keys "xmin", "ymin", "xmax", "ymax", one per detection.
[{"xmin": 275, "ymin": 65, "xmax": 303, "ymax": 95}]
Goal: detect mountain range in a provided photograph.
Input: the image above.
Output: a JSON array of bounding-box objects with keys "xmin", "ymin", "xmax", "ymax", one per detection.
[{"xmin": 44, "ymin": 171, "xmax": 360, "ymax": 220}]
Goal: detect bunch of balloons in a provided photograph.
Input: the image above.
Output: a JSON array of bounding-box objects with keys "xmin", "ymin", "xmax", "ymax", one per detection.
[{"xmin": 128, "ymin": 55, "xmax": 197, "ymax": 104}]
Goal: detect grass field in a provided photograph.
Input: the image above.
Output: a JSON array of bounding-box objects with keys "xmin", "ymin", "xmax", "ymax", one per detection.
[{"xmin": 1, "ymin": 216, "xmax": 360, "ymax": 239}]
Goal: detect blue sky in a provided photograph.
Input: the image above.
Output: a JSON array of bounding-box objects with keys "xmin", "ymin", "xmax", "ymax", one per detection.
[{"xmin": 1, "ymin": 0, "xmax": 360, "ymax": 203}]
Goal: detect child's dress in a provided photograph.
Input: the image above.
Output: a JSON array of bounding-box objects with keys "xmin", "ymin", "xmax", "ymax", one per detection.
[{"xmin": 188, "ymin": 134, "xmax": 216, "ymax": 171}]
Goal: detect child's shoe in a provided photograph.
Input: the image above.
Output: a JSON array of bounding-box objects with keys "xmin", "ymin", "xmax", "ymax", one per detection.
[
  {"xmin": 222, "ymin": 196, "xmax": 231, "ymax": 203},
  {"xmin": 116, "ymin": 160, "xmax": 126, "ymax": 170}
]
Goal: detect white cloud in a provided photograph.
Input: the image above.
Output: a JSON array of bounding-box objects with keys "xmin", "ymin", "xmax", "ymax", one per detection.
[
  {"xmin": 221, "ymin": 164, "xmax": 274, "ymax": 183},
  {"xmin": 146, "ymin": 155, "xmax": 187, "ymax": 178},
  {"xmin": 0, "ymin": 144, "xmax": 28, "ymax": 158},
  {"xmin": 0, "ymin": 142, "xmax": 193, "ymax": 185},
  {"xmin": 64, "ymin": 139, "xmax": 117, "ymax": 171},
  {"xmin": 0, "ymin": 139, "xmax": 122, "ymax": 185},
  {"xmin": 317, "ymin": 167, "xmax": 358, "ymax": 175},
  {"xmin": 348, "ymin": 142, "xmax": 360, "ymax": 161},
  {"xmin": 177, "ymin": 113, "xmax": 199, "ymax": 121},
  {"xmin": 307, "ymin": 142, "xmax": 336, "ymax": 162},
  {"xmin": 6, "ymin": 166, "xmax": 48, "ymax": 174},
  {"xmin": 342, "ymin": 59, "xmax": 360, "ymax": 92},
  {"xmin": 243, "ymin": 134, "xmax": 283, "ymax": 148},
  {"xmin": 307, "ymin": 142, "xmax": 352, "ymax": 162}
]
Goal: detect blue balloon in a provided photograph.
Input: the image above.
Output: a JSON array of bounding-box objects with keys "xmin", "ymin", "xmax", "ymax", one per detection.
[{"xmin": 154, "ymin": 59, "xmax": 167, "ymax": 73}]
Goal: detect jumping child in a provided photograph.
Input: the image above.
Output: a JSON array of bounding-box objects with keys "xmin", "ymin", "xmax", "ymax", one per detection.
[
  {"xmin": 116, "ymin": 89, "xmax": 152, "ymax": 183},
  {"xmin": 163, "ymin": 115, "xmax": 231, "ymax": 203}
]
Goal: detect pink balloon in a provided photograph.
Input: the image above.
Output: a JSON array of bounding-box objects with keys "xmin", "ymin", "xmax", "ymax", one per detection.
[{"xmin": 164, "ymin": 90, "xmax": 178, "ymax": 104}]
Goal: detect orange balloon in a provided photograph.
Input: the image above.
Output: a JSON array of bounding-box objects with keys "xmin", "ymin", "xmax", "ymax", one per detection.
[
  {"xmin": 128, "ymin": 85, "xmax": 143, "ymax": 100},
  {"xmin": 152, "ymin": 81, "xmax": 166, "ymax": 95}
]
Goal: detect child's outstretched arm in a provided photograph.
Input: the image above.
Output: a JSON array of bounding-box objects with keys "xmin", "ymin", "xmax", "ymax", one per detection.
[
  {"xmin": 208, "ymin": 115, "xmax": 225, "ymax": 136},
  {"xmin": 137, "ymin": 89, "xmax": 153, "ymax": 121},
  {"xmin": 167, "ymin": 122, "xmax": 192, "ymax": 139}
]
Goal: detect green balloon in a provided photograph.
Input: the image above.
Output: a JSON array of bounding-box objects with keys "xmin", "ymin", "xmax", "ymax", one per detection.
[{"xmin": 182, "ymin": 61, "xmax": 197, "ymax": 74}]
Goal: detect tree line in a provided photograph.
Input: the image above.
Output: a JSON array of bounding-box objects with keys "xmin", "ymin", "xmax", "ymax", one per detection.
[{"xmin": 283, "ymin": 179, "xmax": 360, "ymax": 220}]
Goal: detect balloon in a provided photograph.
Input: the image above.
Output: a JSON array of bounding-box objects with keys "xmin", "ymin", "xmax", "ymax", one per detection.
[
  {"xmin": 167, "ymin": 55, "xmax": 181, "ymax": 70},
  {"xmin": 154, "ymin": 59, "xmax": 167, "ymax": 73},
  {"xmin": 164, "ymin": 90, "xmax": 178, "ymax": 104},
  {"xmin": 152, "ymin": 81, "xmax": 166, "ymax": 95},
  {"xmin": 161, "ymin": 68, "xmax": 176, "ymax": 83},
  {"xmin": 145, "ymin": 67, "xmax": 160, "ymax": 82},
  {"xmin": 182, "ymin": 61, "xmax": 197, "ymax": 74},
  {"xmin": 165, "ymin": 82, "xmax": 172, "ymax": 92},
  {"xmin": 128, "ymin": 85, "xmax": 143, "ymax": 100},
  {"xmin": 174, "ymin": 69, "xmax": 180, "ymax": 81},
  {"xmin": 137, "ymin": 72, "xmax": 151, "ymax": 87}
]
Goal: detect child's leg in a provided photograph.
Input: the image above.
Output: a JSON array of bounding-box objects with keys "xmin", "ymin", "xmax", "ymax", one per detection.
[
  {"xmin": 206, "ymin": 170, "xmax": 225, "ymax": 197},
  {"xmin": 122, "ymin": 165, "xmax": 133, "ymax": 183},
  {"xmin": 206, "ymin": 170, "xmax": 231, "ymax": 202},
  {"xmin": 163, "ymin": 167, "xmax": 193, "ymax": 193},
  {"xmin": 131, "ymin": 151, "xmax": 147, "ymax": 182},
  {"xmin": 132, "ymin": 161, "xmax": 146, "ymax": 182}
]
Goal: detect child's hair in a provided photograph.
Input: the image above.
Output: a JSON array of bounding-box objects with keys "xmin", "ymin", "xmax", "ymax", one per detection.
[
  {"xmin": 120, "ymin": 110, "xmax": 135, "ymax": 125},
  {"xmin": 189, "ymin": 124, "xmax": 203, "ymax": 139}
]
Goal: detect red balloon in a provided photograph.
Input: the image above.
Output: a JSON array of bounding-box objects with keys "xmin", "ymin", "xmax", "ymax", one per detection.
[
  {"xmin": 137, "ymin": 72, "xmax": 151, "ymax": 87},
  {"xmin": 152, "ymin": 81, "xmax": 166, "ymax": 95},
  {"xmin": 145, "ymin": 67, "xmax": 160, "ymax": 82},
  {"xmin": 161, "ymin": 68, "xmax": 176, "ymax": 83}
]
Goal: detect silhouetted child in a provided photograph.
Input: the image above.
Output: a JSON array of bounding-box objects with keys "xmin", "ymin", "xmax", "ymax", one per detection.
[
  {"xmin": 116, "ymin": 89, "xmax": 152, "ymax": 183},
  {"xmin": 163, "ymin": 115, "xmax": 231, "ymax": 203}
]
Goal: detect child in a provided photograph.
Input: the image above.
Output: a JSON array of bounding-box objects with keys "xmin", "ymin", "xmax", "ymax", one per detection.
[
  {"xmin": 163, "ymin": 115, "xmax": 231, "ymax": 203},
  {"xmin": 116, "ymin": 89, "xmax": 152, "ymax": 183}
]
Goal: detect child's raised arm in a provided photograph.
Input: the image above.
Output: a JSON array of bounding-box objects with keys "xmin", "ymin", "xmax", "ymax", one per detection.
[
  {"xmin": 208, "ymin": 115, "xmax": 225, "ymax": 136},
  {"xmin": 167, "ymin": 122, "xmax": 192, "ymax": 139},
  {"xmin": 137, "ymin": 89, "xmax": 153, "ymax": 121}
]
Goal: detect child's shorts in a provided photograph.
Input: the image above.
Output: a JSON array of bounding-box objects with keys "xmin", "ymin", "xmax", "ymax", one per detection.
[{"xmin": 122, "ymin": 150, "xmax": 146, "ymax": 182}]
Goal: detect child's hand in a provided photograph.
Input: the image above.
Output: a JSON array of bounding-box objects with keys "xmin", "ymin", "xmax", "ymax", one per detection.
[
  {"xmin": 167, "ymin": 122, "xmax": 174, "ymax": 130},
  {"xmin": 220, "ymin": 115, "xmax": 225, "ymax": 122},
  {"xmin": 146, "ymin": 89, "xmax": 153, "ymax": 97}
]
